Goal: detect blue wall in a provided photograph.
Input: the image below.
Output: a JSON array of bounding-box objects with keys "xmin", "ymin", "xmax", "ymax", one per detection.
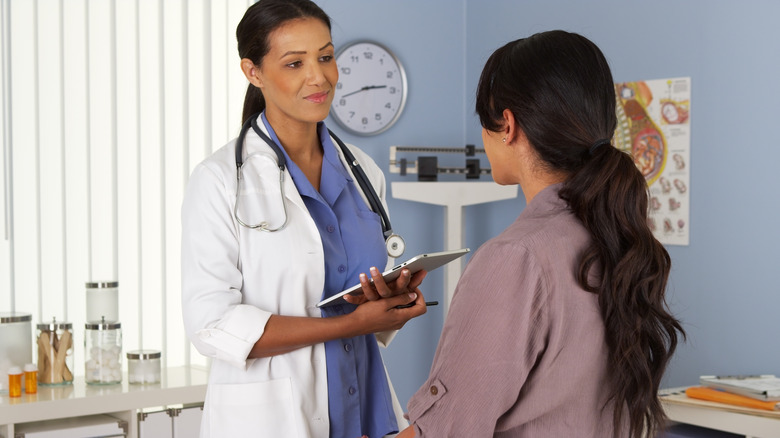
[{"xmin": 319, "ymin": 0, "xmax": 780, "ymax": 408}]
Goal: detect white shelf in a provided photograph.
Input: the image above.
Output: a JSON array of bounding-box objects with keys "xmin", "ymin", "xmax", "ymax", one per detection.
[{"xmin": 0, "ymin": 365, "xmax": 208, "ymax": 437}]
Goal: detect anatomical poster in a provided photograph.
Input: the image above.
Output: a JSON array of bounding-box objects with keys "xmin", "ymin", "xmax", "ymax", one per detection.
[{"xmin": 614, "ymin": 77, "xmax": 691, "ymax": 246}]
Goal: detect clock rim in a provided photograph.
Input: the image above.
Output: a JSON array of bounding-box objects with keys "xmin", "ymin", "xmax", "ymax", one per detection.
[{"xmin": 329, "ymin": 39, "xmax": 408, "ymax": 137}]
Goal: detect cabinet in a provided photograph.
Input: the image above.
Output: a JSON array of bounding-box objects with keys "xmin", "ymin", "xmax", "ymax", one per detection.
[{"xmin": 0, "ymin": 366, "xmax": 207, "ymax": 438}]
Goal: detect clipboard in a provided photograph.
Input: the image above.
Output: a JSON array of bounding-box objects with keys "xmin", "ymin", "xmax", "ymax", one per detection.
[
  {"xmin": 316, "ymin": 248, "xmax": 470, "ymax": 308},
  {"xmin": 700, "ymin": 375, "xmax": 780, "ymax": 401}
]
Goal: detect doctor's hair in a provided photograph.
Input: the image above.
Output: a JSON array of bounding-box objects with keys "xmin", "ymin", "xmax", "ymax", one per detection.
[
  {"xmin": 476, "ymin": 30, "xmax": 685, "ymax": 438},
  {"xmin": 236, "ymin": 0, "xmax": 332, "ymax": 125}
]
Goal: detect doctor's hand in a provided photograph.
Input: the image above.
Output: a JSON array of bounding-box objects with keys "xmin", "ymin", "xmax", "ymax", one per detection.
[
  {"xmin": 346, "ymin": 289, "xmax": 427, "ymax": 334},
  {"xmin": 345, "ymin": 267, "xmax": 428, "ymax": 304}
]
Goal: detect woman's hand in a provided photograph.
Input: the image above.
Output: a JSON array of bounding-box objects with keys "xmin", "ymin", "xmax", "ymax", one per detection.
[{"xmin": 345, "ymin": 267, "xmax": 428, "ymax": 304}]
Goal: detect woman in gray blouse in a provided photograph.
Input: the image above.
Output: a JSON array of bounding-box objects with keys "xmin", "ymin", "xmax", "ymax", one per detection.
[{"xmin": 398, "ymin": 30, "xmax": 685, "ymax": 438}]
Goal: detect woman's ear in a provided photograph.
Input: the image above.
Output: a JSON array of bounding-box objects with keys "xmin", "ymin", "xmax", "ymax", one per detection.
[
  {"xmin": 502, "ymin": 109, "xmax": 518, "ymax": 144},
  {"xmin": 241, "ymin": 58, "xmax": 263, "ymax": 88}
]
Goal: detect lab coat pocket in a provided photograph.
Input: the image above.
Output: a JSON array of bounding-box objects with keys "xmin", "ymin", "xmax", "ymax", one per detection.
[
  {"xmin": 235, "ymin": 187, "xmax": 287, "ymax": 232},
  {"xmin": 235, "ymin": 154, "xmax": 288, "ymax": 230},
  {"xmin": 209, "ymin": 378, "xmax": 300, "ymax": 438}
]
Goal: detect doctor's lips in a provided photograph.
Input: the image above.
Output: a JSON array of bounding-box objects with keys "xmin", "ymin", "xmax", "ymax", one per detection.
[{"xmin": 305, "ymin": 91, "xmax": 329, "ymax": 104}]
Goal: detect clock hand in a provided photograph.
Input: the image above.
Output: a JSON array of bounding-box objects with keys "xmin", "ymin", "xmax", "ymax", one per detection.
[{"xmin": 341, "ymin": 85, "xmax": 387, "ymax": 98}]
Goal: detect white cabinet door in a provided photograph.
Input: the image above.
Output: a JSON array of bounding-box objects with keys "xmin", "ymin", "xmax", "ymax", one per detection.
[
  {"xmin": 138, "ymin": 410, "xmax": 171, "ymax": 438},
  {"xmin": 172, "ymin": 405, "xmax": 203, "ymax": 438}
]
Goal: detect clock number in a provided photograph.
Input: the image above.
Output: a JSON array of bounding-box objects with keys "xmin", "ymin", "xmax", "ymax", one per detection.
[
  {"xmin": 361, "ymin": 117, "xmax": 368, "ymax": 125},
  {"xmin": 336, "ymin": 83, "xmax": 342, "ymax": 89},
  {"xmin": 349, "ymin": 111, "xmax": 355, "ymax": 118},
  {"xmin": 341, "ymin": 67, "xmax": 351, "ymax": 75},
  {"xmin": 374, "ymin": 113, "xmax": 381, "ymax": 121},
  {"xmin": 364, "ymin": 51, "xmax": 373, "ymax": 60},
  {"xmin": 386, "ymin": 71, "xmax": 393, "ymax": 79},
  {"xmin": 350, "ymin": 55, "xmax": 359, "ymax": 63},
  {"xmin": 339, "ymin": 99, "xmax": 346, "ymax": 106},
  {"xmin": 385, "ymin": 103, "xmax": 391, "ymax": 109}
]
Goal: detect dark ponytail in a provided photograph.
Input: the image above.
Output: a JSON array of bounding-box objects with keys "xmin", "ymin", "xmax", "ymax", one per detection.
[
  {"xmin": 235, "ymin": 0, "xmax": 331, "ymax": 125},
  {"xmin": 477, "ymin": 30, "xmax": 684, "ymax": 438},
  {"xmin": 561, "ymin": 145, "xmax": 684, "ymax": 437},
  {"xmin": 242, "ymin": 84, "xmax": 265, "ymax": 125}
]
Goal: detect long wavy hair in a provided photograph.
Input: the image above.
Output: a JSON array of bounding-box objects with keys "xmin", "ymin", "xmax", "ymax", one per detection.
[
  {"xmin": 476, "ymin": 30, "xmax": 685, "ymax": 438},
  {"xmin": 235, "ymin": 0, "xmax": 331, "ymax": 125}
]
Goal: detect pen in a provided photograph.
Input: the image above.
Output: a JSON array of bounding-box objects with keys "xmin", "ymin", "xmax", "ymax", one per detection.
[{"xmin": 395, "ymin": 301, "xmax": 438, "ymax": 309}]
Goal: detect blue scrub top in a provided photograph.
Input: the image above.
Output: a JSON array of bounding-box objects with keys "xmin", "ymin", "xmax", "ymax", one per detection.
[{"xmin": 261, "ymin": 114, "xmax": 398, "ymax": 438}]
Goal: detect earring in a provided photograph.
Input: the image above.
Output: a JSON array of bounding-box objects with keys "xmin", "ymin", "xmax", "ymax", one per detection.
[{"xmin": 502, "ymin": 138, "xmax": 506, "ymax": 143}]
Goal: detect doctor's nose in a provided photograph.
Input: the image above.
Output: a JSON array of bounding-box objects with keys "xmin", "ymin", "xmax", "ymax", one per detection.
[{"xmin": 305, "ymin": 64, "xmax": 327, "ymax": 86}]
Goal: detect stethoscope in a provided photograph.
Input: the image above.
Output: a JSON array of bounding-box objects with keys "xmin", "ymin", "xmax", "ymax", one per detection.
[{"xmin": 234, "ymin": 114, "xmax": 406, "ymax": 258}]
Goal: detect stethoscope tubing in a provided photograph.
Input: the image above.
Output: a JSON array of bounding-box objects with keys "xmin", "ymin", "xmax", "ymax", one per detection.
[{"xmin": 233, "ymin": 113, "xmax": 394, "ymax": 238}]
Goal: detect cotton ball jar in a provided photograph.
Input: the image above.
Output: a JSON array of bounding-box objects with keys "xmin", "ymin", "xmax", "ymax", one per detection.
[
  {"xmin": 127, "ymin": 350, "xmax": 161, "ymax": 384},
  {"xmin": 84, "ymin": 318, "xmax": 122, "ymax": 385}
]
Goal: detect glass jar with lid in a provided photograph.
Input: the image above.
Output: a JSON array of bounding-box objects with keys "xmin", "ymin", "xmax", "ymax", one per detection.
[
  {"xmin": 85, "ymin": 281, "xmax": 119, "ymax": 323},
  {"xmin": 127, "ymin": 350, "xmax": 161, "ymax": 384},
  {"xmin": 36, "ymin": 318, "xmax": 74, "ymax": 386},
  {"xmin": 84, "ymin": 318, "xmax": 122, "ymax": 385}
]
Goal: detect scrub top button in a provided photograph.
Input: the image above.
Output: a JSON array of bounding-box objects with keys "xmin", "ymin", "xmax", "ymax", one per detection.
[
  {"xmin": 338, "ymin": 265, "xmax": 346, "ymax": 273},
  {"xmin": 348, "ymin": 386, "xmax": 356, "ymax": 395},
  {"xmin": 344, "ymin": 343, "xmax": 352, "ymax": 352},
  {"xmin": 327, "ymin": 225, "xmax": 336, "ymax": 233},
  {"xmin": 430, "ymin": 385, "xmax": 438, "ymax": 395}
]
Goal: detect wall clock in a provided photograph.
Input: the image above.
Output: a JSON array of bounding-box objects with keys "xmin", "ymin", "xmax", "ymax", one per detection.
[{"xmin": 330, "ymin": 40, "xmax": 408, "ymax": 136}]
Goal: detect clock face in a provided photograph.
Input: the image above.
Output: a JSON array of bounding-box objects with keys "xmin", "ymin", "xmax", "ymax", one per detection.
[{"xmin": 330, "ymin": 41, "xmax": 407, "ymax": 136}]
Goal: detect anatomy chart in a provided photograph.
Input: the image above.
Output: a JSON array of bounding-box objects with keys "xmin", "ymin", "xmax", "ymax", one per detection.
[{"xmin": 614, "ymin": 77, "xmax": 691, "ymax": 246}]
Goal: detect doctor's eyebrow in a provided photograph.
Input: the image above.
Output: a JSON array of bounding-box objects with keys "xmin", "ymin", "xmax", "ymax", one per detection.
[{"xmin": 279, "ymin": 42, "xmax": 334, "ymax": 59}]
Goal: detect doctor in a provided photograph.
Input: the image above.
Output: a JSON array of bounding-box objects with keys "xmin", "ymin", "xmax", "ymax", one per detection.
[{"xmin": 181, "ymin": 1, "xmax": 428, "ymax": 437}]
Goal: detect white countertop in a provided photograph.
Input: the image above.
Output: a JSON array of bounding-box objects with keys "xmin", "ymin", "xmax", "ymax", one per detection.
[{"xmin": 0, "ymin": 365, "xmax": 209, "ymax": 425}]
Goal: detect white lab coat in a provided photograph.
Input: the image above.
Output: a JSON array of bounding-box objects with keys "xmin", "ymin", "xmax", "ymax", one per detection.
[{"xmin": 181, "ymin": 122, "xmax": 406, "ymax": 437}]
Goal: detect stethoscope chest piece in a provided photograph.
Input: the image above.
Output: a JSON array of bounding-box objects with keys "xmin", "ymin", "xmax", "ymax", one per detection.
[{"xmin": 385, "ymin": 233, "xmax": 406, "ymax": 259}]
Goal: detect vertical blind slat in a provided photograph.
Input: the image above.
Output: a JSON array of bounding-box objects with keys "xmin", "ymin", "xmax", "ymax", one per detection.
[
  {"xmin": 163, "ymin": 0, "xmax": 187, "ymax": 371},
  {"xmin": 87, "ymin": 0, "xmax": 116, "ymax": 283},
  {"xmin": 9, "ymin": 0, "xmax": 39, "ymax": 318},
  {"xmin": 84, "ymin": 0, "xmax": 92, "ymax": 282},
  {"xmin": 203, "ymin": 0, "xmax": 212, "ymax": 159},
  {"xmin": 137, "ymin": 0, "xmax": 164, "ymax": 354},
  {"xmin": 38, "ymin": 0, "xmax": 67, "ymax": 320},
  {"xmin": 158, "ymin": 0, "xmax": 168, "ymax": 362},
  {"xmin": 180, "ymin": 0, "xmax": 191, "ymax": 367},
  {"xmin": 62, "ymin": 0, "xmax": 90, "ymax": 372},
  {"xmin": 110, "ymin": 0, "xmax": 118, "ymax": 289},
  {"xmin": 33, "ymin": 0, "xmax": 41, "ymax": 319},
  {"xmin": 1, "ymin": 0, "xmax": 15, "ymax": 309},
  {"xmin": 59, "ymin": 0, "xmax": 69, "ymax": 320}
]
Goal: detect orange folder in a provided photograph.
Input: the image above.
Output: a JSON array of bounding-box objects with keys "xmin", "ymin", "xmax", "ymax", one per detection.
[{"xmin": 686, "ymin": 386, "xmax": 780, "ymax": 411}]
